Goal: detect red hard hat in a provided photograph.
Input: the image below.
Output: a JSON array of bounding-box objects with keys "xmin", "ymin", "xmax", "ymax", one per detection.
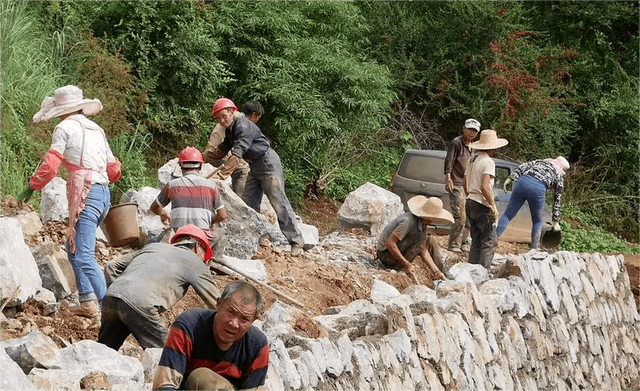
[
  {"xmin": 178, "ymin": 146, "xmax": 204, "ymax": 166},
  {"xmin": 171, "ymin": 225, "xmax": 213, "ymax": 261},
  {"xmin": 212, "ymin": 98, "xmax": 238, "ymax": 117}
]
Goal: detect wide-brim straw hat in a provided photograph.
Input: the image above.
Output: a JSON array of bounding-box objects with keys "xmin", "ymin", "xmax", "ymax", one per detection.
[
  {"xmin": 468, "ymin": 129, "xmax": 508, "ymax": 150},
  {"xmin": 407, "ymin": 196, "xmax": 454, "ymax": 225},
  {"xmin": 33, "ymin": 85, "xmax": 102, "ymax": 123}
]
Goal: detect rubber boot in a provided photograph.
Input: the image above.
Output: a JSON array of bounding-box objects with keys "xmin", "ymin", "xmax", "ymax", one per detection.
[{"xmin": 69, "ymin": 299, "xmax": 99, "ymax": 318}]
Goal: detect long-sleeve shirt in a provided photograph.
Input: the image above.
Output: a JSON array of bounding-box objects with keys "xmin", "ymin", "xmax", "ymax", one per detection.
[
  {"xmin": 444, "ymin": 135, "xmax": 472, "ymax": 184},
  {"xmin": 153, "ymin": 308, "xmax": 269, "ymax": 390},
  {"xmin": 510, "ymin": 159, "xmax": 565, "ymax": 221},
  {"xmin": 105, "ymin": 243, "xmax": 220, "ymax": 317},
  {"xmin": 218, "ymin": 115, "xmax": 271, "ymax": 162}
]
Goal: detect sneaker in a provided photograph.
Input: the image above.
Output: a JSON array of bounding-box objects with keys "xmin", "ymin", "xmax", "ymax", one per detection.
[
  {"xmin": 290, "ymin": 243, "xmax": 304, "ymax": 257},
  {"xmin": 461, "ymin": 244, "xmax": 470, "ymax": 253},
  {"xmin": 449, "ymin": 246, "xmax": 462, "ymax": 253},
  {"xmin": 69, "ymin": 300, "xmax": 98, "ymax": 318}
]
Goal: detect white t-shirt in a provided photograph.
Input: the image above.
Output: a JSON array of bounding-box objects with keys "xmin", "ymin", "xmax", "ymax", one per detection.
[
  {"xmin": 465, "ymin": 151, "xmax": 495, "ymax": 207},
  {"xmin": 50, "ymin": 114, "xmax": 115, "ymax": 185}
]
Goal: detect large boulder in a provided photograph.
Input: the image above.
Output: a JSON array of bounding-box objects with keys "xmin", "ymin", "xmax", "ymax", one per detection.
[
  {"xmin": 0, "ymin": 218, "xmax": 42, "ymax": 307},
  {"xmin": 0, "ymin": 348, "xmax": 35, "ymax": 391},
  {"xmin": 32, "ymin": 242, "xmax": 76, "ymax": 300},
  {"xmin": 337, "ymin": 182, "xmax": 404, "ymax": 236},
  {"xmin": 39, "ymin": 177, "xmax": 68, "ymax": 223}
]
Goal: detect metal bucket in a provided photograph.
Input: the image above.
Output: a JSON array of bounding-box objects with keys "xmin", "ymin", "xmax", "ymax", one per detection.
[
  {"xmin": 540, "ymin": 222, "xmax": 562, "ymax": 249},
  {"xmin": 101, "ymin": 203, "xmax": 140, "ymax": 247}
]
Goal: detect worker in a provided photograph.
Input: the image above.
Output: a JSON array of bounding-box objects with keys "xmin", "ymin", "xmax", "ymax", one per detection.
[
  {"xmin": 17, "ymin": 85, "xmax": 122, "ymax": 318},
  {"xmin": 202, "ymin": 102, "xmax": 264, "ymax": 197},
  {"xmin": 376, "ymin": 196, "xmax": 455, "ymax": 280},
  {"xmin": 208, "ymin": 97, "xmax": 305, "ymax": 256},
  {"xmin": 444, "ymin": 118, "xmax": 480, "ymax": 253},
  {"xmin": 496, "ymin": 156, "xmax": 569, "ymax": 249},
  {"xmin": 153, "ymin": 280, "xmax": 269, "ymax": 391},
  {"xmin": 98, "ymin": 225, "xmax": 220, "ymax": 351},
  {"xmin": 150, "ymin": 146, "xmax": 227, "ymax": 259},
  {"xmin": 463, "ymin": 129, "xmax": 509, "ymax": 268}
]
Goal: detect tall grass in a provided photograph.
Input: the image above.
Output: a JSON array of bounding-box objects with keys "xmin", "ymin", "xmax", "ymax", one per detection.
[{"xmin": 1, "ymin": 1, "xmax": 70, "ymax": 197}]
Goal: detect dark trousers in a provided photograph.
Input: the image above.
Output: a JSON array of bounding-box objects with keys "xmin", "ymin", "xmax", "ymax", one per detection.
[
  {"xmin": 98, "ymin": 296, "xmax": 168, "ymax": 351},
  {"xmin": 466, "ymin": 199, "xmax": 498, "ymax": 268}
]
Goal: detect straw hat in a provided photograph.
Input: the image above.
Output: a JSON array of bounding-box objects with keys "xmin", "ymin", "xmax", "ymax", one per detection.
[
  {"xmin": 407, "ymin": 196, "xmax": 454, "ymax": 225},
  {"xmin": 468, "ymin": 129, "xmax": 508, "ymax": 150},
  {"xmin": 32, "ymin": 85, "xmax": 102, "ymax": 123}
]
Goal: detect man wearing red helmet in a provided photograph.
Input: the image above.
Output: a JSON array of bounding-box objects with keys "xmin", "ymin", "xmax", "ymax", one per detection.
[
  {"xmin": 208, "ymin": 97, "xmax": 305, "ymax": 256},
  {"xmin": 98, "ymin": 225, "xmax": 221, "ymax": 351},
  {"xmin": 150, "ymin": 146, "xmax": 227, "ymax": 258}
]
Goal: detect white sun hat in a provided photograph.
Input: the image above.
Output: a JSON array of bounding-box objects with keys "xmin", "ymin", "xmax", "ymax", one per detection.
[
  {"xmin": 33, "ymin": 85, "xmax": 102, "ymax": 123},
  {"xmin": 468, "ymin": 129, "xmax": 508, "ymax": 150}
]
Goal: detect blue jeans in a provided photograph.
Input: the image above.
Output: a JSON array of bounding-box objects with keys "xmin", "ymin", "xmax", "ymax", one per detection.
[
  {"xmin": 466, "ymin": 199, "xmax": 497, "ymax": 268},
  {"xmin": 66, "ymin": 184, "xmax": 110, "ymax": 302},
  {"xmin": 496, "ymin": 175, "xmax": 546, "ymax": 249}
]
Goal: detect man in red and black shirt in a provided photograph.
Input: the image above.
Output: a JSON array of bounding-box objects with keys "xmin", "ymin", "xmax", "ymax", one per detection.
[{"xmin": 153, "ymin": 281, "xmax": 269, "ymax": 390}]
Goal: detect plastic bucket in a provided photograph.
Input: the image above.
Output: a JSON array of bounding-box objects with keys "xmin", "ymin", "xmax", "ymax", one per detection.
[{"xmin": 101, "ymin": 203, "xmax": 140, "ymax": 247}]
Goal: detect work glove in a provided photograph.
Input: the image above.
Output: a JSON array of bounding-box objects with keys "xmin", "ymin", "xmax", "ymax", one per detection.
[
  {"xmin": 552, "ymin": 222, "xmax": 561, "ymax": 231},
  {"xmin": 503, "ymin": 178, "xmax": 512, "ymax": 192},
  {"xmin": 17, "ymin": 187, "xmax": 34, "ymax": 202}
]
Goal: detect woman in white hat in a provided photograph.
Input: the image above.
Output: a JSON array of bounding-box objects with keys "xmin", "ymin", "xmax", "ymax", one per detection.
[
  {"xmin": 376, "ymin": 195, "xmax": 455, "ymax": 280},
  {"xmin": 463, "ymin": 129, "xmax": 508, "ymax": 268},
  {"xmin": 18, "ymin": 85, "xmax": 122, "ymax": 318},
  {"xmin": 497, "ymin": 156, "xmax": 570, "ymax": 249}
]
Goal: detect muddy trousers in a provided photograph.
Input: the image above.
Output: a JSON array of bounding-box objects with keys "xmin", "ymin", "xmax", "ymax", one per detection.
[
  {"xmin": 98, "ymin": 296, "xmax": 167, "ymax": 351},
  {"xmin": 447, "ymin": 184, "xmax": 470, "ymax": 249},
  {"xmin": 466, "ymin": 199, "xmax": 498, "ymax": 268},
  {"xmin": 242, "ymin": 148, "xmax": 304, "ymax": 246}
]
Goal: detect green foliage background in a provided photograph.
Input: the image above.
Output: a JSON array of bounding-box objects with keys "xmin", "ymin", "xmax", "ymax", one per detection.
[{"xmin": 2, "ymin": 1, "xmax": 638, "ymax": 249}]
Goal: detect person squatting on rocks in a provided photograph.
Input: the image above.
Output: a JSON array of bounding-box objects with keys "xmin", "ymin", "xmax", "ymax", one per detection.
[
  {"xmin": 18, "ymin": 85, "xmax": 122, "ymax": 318},
  {"xmin": 208, "ymin": 97, "xmax": 305, "ymax": 256},
  {"xmin": 153, "ymin": 280, "xmax": 269, "ymax": 391},
  {"xmin": 444, "ymin": 118, "xmax": 480, "ymax": 253},
  {"xmin": 203, "ymin": 103, "xmax": 262, "ymax": 196},
  {"xmin": 98, "ymin": 225, "xmax": 220, "ymax": 351},
  {"xmin": 376, "ymin": 195, "xmax": 455, "ymax": 280},
  {"xmin": 150, "ymin": 146, "xmax": 228, "ymax": 259},
  {"xmin": 463, "ymin": 129, "xmax": 509, "ymax": 268},
  {"xmin": 496, "ymin": 156, "xmax": 569, "ymax": 249}
]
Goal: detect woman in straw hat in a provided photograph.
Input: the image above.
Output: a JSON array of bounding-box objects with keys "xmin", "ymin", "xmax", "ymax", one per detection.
[
  {"xmin": 496, "ymin": 156, "xmax": 570, "ymax": 249},
  {"xmin": 463, "ymin": 129, "xmax": 508, "ymax": 268},
  {"xmin": 376, "ymin": 195, "xmax": 455, "ymax": 281},
  {"xmin": 17, "ymin": 85, "xmax": 122, "ymax": 318}
]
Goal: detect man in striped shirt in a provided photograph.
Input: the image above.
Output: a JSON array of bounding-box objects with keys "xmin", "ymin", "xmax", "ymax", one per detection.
[
  {"xmin": 153, "ymin": 281, "xmax": 269, "ymax": 390},
  {"xmin": 150, "ymin": 146, "xmax": 227, "ymax": 259}
]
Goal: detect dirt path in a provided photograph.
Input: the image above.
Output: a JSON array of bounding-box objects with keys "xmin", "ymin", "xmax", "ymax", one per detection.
[{"xmin": 1, "ymin": 195, "xmax": 638, "ymax": 345}]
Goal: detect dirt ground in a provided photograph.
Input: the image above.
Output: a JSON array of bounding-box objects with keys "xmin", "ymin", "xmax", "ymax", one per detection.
[{"xmin": 1, "ymin": 195, "xmax": 638, "ymax": 346}]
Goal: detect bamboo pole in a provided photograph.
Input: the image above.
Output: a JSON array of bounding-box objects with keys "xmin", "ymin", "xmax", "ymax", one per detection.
[{"xmin": 210, "ymin": 261, "xmax": 306, "ymax": 309}]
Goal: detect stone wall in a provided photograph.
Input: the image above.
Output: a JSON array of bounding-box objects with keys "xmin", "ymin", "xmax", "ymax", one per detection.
[{"xmin": 264, "ymin": 251, "xmax": 640, "ymax": 391}]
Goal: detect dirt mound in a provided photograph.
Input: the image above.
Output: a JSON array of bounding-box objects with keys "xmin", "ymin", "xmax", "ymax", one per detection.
[{"xmin": 1, "ymin": 195, "xmax": 637, "ymax": 346}]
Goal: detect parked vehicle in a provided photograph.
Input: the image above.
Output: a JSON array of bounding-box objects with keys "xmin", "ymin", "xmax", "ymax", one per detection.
[{"xmin": 389, "ymin": 149, "xmax": 552, "ymax": 244}]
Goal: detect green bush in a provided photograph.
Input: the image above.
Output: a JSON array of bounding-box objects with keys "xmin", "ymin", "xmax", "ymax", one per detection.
[{"xmin": 0, "ymin": 1, "xmax": 68, "ymax": 198}]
